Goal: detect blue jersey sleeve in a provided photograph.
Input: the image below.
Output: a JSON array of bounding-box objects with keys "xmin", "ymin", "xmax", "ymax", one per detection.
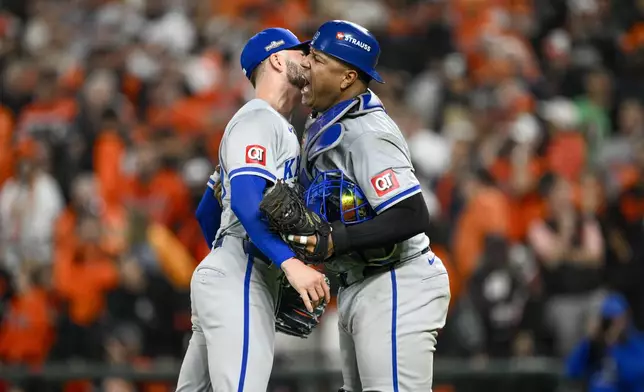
[
  {"xmin": 195, "ymin": 186, "xmax": 222, "ymax": 249},
  {"xmin": 230, "ymin": 175, "xmax": 295, "ymax": 267}
]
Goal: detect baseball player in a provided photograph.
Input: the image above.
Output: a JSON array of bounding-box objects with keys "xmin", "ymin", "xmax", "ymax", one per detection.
[
  {"xmin": 287, "ymin": 21, "xmax": 451, "ymax": 391},
  {"xmin": 176, "ymin": 28, "xmax": 331, "ymax": 392}
]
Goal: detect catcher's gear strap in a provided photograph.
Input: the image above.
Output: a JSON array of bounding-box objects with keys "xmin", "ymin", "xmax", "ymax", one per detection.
[
  {"xmin": 304, "ymin": 90, "xmax": 385, "ymax": 163},
  {"xmin": 338, "ymin": 247, "xmax": 431, "ymax": 288},
  {"xmin": 330, "ymin": 192, "xmax": 430, "ymax": 256}
]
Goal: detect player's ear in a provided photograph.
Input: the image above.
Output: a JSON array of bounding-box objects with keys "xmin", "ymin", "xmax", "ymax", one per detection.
[
  {"xmin": 268, "ymin": 52, "xmax": 285, "ymax": 73},
  {"xmin": 340, "ymin": 69, "xmax": 358, "ymax": 90}
]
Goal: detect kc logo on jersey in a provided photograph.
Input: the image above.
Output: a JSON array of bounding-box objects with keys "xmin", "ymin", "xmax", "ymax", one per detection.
[
  {"xmin": 246, "ymin": 145, "xmax": 266, "ymax": 166},
  {"xmin": 370, "ymin": 169, "xmax": 399, "ymax": 197}
]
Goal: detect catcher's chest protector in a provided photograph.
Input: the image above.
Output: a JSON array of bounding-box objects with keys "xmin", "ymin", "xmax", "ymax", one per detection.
[{"xmin": 300, "ymin": 90, "xmax": 431, "ymax": 267}]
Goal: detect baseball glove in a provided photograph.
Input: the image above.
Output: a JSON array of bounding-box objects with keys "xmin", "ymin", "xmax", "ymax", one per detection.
[
  {"xmin": 210, "ymin": 165, "xmax": 223, "ymax": 207},
  {"xmin": 275, "ymin": 275, "xmax": 329, "ymax": 338},
  {"xmin": 259, "ymin": 180, "xmax": 332, "ymax": 264}
]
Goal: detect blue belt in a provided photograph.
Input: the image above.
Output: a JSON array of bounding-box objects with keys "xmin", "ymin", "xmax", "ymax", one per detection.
[{"xmin": 213, "ymin": 236, "xmax": 271, "ymax": 265}]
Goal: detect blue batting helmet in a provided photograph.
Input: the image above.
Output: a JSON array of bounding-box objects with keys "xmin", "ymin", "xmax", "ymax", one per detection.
[
  {"xmin": 305, "ymin": 170, "xmax": 374, "ymax": 225},
  {"xmin": 310, "ymin": 20, "xmax": 384, "ymax": 84}
]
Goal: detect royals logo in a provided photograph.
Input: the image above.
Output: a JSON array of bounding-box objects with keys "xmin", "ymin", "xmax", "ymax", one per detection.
[
  {"xmin": 245, "ymin": 145, "xmax": 266, "ymax": 166},
  {"xmin": 370, "ymin": 169, "xmax": 399, "ymax": 197}
]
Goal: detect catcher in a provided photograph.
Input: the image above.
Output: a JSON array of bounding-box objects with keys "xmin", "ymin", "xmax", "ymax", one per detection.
[{"xmin": 266, "ymin": 21, "xmax": 451, "ymax": 391}]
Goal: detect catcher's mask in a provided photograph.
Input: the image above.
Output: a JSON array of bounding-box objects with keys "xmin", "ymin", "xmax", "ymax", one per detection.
[{"xmin": 305, "ymin": 169, "xmax": 373, "ymax": 225}]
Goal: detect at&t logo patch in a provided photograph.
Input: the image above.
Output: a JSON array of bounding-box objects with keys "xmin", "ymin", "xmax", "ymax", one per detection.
[
  {"xmin": 370, "ymin": 169, "xmax": 399, "ymax": 197},
  {"xmin": 245, "ymin": 145, "xmax": 266, "ymax": 166}
]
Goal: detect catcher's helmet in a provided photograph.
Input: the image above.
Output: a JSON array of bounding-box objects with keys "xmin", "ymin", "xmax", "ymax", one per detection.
[
  {"xmin": 305, "ymin": 169, "xmax": 374, "ymax": 225},
  {"xmin": 310, "ymin": 20, "xmax": 384, "ymax": 84}
]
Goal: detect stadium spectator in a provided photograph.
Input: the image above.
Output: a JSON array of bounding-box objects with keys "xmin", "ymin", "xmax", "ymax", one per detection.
[
  {"xmin": 0, "ymin": 138, "xmax": 63, "ymax": 275},
  {"xmin": 0, "ymin": 265, "xmax": 52, "ymax": 366},
  {"xmin": 464, "ymin": 235, "xmax": 538, "ymax": 358},
  {"xmin": 528, "ymin": 173, "xmax": 605, "ymax": 356},
  {"xmin": 566, "ymin": 293, "xmax": 644, "ymax": 392}
]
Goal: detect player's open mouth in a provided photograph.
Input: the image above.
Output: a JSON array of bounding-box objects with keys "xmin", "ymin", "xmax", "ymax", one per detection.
[{"xmin": 301, "ymin": 77, "xmax": 310, "ymax": 94}]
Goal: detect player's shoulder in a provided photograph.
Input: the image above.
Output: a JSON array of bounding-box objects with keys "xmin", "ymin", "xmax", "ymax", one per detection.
[
  {"xmin": 224, "ymin": 99, "xmax": 289, "ymax": 137},
  {"xmin": 342, "ymin": 110, "xmax": 405, "ymax": 146},
  {"xmin": 231, "ymin": 99, "xmax": 284, "ymax": 126}
]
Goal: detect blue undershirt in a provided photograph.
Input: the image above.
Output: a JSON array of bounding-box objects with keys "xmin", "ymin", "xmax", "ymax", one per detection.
[
  {"xmin": 230, "ymin": 175, "xmax": 295, "ymax": 267},
  {"xmin": 195, "ymin": 185, "xmax": 221, "ymax": 249}
]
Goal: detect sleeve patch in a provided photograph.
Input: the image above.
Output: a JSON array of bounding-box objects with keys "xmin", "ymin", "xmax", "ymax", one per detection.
[
  {"xmin": 370, "ymin": 169, "xmax": 400, "ymax": 197},
  {"xmin": 245, "ymin": 145, "xmax": 267, "ymax": 166}
]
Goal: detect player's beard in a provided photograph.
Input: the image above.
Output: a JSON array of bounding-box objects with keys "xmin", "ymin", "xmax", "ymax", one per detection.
[{"xmin": 286, "ymin": 60, "xmax": 307, "ymax": 89}]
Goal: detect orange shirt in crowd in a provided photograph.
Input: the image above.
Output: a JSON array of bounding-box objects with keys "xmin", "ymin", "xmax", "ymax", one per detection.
[
  {"xmin": 0, "ymin": 287, "xmax": 53, "ymax": 365},
  {"xmin": 213, "ymin": 0, "xmax": 266, "ymax": 17},
  {"xmin": 616, "ymin": 167, "xmax": 644, "ymax": 224},
  {"xmin": 0, "ymin": 106, "xmax": 14, "ymax": 186},
  {"xmin": 453, "ymin": 186, "xmax": 509, "ymax": 283},
  {"xmin": 94, "ymin": 129, "xmax": 127, "ymax": 208},
  {"xmin": 53, "ymin": 210, "xmax": 119, "ymax": 326},
  {"xmin": 489, "ymin": 157, "xmax": 546, "ymax": 242},
  {"xmin": 123, "ymin": 169, "xmax": 191, "ymax": 229},
  {"xmin": 15, "ymin": 98, "xmax": 77, "ymax": 138},
  {"xmin": 547, "ymin": 131, "xmax": 586, "ymax": 182},
  {"xmin": 260, "ymin": 0, "xmax": 310, "ymax": 35}
]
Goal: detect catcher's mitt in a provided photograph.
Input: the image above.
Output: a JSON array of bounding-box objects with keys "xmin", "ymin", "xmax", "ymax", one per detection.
[
  {"xmin": 259, "ymin": 180, "xmax": 331, "ymax": 264},
  {"xmin": 275, "ymin": 275, "xmax": 329, "ymax": 338}
]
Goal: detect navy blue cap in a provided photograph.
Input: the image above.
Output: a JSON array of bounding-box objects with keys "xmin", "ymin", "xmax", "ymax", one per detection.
[
  {"xmin": 310, "ymin": 20, "xmax": 384, "ymax": 84},
  {"xmin": 240, "ymin": 27, "xmax": 309, "ymax": 80},
  {"xmin": 601, "ymin": 293, "xmax": 629, "ymax": 319}
]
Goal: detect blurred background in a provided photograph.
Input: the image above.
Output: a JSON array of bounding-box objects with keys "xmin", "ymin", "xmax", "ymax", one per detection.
[{"xmin": 0, "ymin": 0, "xmax": 643, "ymax": 391}]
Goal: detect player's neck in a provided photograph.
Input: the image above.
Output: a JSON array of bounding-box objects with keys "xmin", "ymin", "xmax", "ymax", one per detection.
[
  {"xmin": 326, "ymin": 85, "xmax": 368, "ymax": 112},
  {"xmin": 255, "ymin": 79, "xmax": 298, "ymax": 119}
]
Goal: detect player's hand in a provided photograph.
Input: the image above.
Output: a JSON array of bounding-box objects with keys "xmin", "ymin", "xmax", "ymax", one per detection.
[
  {"xmin": 280, "ymin": 258, "xmax": 331, "ymax": 312},
  {"xmin": 286, "ymin": 233, "xmax": 334, "ymax": 258}
]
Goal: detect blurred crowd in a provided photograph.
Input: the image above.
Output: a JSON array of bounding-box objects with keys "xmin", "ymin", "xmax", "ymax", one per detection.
[{"xmin": 0, "ymin": 0, "xmax": 643, "ymax": 390}]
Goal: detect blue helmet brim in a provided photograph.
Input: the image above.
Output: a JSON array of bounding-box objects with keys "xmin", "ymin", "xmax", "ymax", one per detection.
[{"xmin": 316, "ymin": 48, "xmax": 385, "ymax": 84}]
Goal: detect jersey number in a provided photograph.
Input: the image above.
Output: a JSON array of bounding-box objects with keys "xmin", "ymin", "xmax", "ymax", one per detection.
[
  {"xmin": 371, "ymin": 169, "xmax": 399, "ymax": 197},
  {"xmin": 246, "ymin": 145, "xmax": 266, "ymax": 166}
]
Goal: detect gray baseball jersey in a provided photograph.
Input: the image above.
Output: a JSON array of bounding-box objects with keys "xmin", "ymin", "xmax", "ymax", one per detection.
[
  {"xmin": 301, "ymin": 91, "xmax": 450, "ymax": 391},
  {"xmin": 176, "ymin": 98, "xmax": 298, "ymax": 392},
  {"xmin": 216, "ymin": 98, "xmax": 301, "ymax": 242}
]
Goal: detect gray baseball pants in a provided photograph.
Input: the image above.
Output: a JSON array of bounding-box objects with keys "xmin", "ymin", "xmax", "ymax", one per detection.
[
  {"xmin": 175, "ymin": 236, "xmax": 281, "ymax": 392},
  {"xmin": 337, "ymin": 252, "xmax": 450, "ymax": 391}
]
